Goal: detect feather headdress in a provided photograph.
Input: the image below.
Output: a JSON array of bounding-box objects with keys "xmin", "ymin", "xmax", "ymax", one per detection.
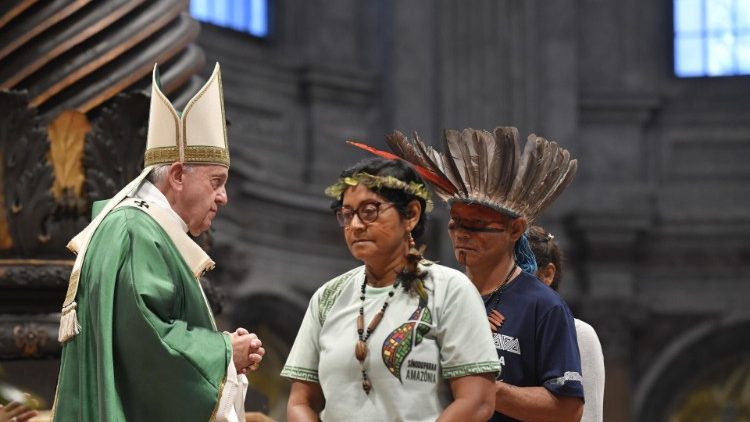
[{"xmin": 349, "ymin": 127, "xmax": 577, "ymax": 223}]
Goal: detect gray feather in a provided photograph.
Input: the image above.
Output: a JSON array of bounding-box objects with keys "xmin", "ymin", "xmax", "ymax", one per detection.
[
  {"xmin": 507, "ymin": 135, "xmax": 543, "ymax": 208},
  {"xmin": 487, "ymin": 127, "xmax": 519, "ymax": 204},
  {"xmin": 442, "ymin": 129, "xmax": 469, "ymax": 195}
]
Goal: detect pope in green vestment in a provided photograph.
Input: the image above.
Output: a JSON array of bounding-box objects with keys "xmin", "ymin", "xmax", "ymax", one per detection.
[
  {"xmin": 53, "ymin": 204, "xmax": 232, "ymax": 421},
  {"xmin": 52, "ymin": 63, "xmax": 260, "ymax": 421}
]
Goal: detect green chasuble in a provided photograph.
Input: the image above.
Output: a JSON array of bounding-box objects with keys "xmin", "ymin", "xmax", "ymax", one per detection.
[{"xmin": 53, "ymin": 205, "xmax": 231, "ymax": 421}]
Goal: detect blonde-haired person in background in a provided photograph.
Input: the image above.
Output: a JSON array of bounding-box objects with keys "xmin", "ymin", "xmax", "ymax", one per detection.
[{"xmin": 528, "ymin": 225, "xmax": 605, "ymax": 422}]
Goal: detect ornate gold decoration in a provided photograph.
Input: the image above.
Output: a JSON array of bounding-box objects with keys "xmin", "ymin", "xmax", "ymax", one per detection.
[
  {"xmin": 13, "ymin": 323, "xmax": 50, "ymax": 357},
  {"xmin": 670, "ymin": 360, "xmax": 750, "ymax": 421},
  {"xmin": 184, "ymin": 146, "xmax": 230, "ymax": 165},
  {"xmin": 48, "ymin": 110, "xmax": 89, "ymax": 200},
  {"xmin": 144, "ymin": 146, "xmax": 230, "ymax": 167}
]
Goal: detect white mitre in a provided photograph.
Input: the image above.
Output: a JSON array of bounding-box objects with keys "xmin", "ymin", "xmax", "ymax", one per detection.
[{"xmin": 145, "ymin": 63, "xmax": 229, "ymax": 167}]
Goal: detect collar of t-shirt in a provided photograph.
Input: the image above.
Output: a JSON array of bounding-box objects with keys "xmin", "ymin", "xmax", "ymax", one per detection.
[{"xmin": 135, "ymin": 180, "xmax": 189, "ymax": 233}]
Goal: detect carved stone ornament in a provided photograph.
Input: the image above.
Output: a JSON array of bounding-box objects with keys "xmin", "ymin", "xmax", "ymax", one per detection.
[
  {"xmin": 0, "ymin": 90, "xmax": 56, "ymax": 256},
  {"xmin": 0, "ymin": 315, "xmax": 59, "ymax": 359},
  {"xmin": 84, "ymin": 92, "xmax": 150, "ymax": 202},
  {"xmin": 13, "ymin": 323, "xmax": 50, "ymax": 357}
]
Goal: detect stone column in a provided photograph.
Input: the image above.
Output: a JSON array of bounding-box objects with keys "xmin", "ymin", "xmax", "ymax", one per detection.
[{"xmin": 567, "ymin": 212, "xmax": 652, "ymax": 422}]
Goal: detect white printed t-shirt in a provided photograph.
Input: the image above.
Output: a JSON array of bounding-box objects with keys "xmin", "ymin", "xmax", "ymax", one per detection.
[{"xmin": 282, "ymin": 262, "xmax": 499, "ymax": 422}]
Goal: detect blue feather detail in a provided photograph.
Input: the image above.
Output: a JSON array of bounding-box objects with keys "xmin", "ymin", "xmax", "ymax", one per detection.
[{"xmin": 514, "ymin": 232, "xmax": 537, "ymax": 274}]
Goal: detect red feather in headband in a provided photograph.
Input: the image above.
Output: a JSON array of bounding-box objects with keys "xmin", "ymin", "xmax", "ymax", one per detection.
[{"xmin": 346, "ymin": 140, "xmax": 457, "ymax": 195}]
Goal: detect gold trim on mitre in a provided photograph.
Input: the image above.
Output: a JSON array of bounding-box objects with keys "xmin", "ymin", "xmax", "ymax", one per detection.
[{"xmin": 145, "ymin": 63, "xmax": 230, "ymax": 167}]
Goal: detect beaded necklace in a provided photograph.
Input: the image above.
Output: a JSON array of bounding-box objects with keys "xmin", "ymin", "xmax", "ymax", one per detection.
[
  {"xmin": 483, "ymin": 261, "xmax": 518, "ymax": 314},
  {"xmin": 355, "ymin": 276, "xmax": 400, "ymax": 394}
]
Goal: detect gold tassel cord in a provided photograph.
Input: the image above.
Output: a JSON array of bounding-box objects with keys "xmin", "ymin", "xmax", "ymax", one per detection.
[{"xmin": 58, "ymin": 301, "xmax": 81, "ymax": 342}]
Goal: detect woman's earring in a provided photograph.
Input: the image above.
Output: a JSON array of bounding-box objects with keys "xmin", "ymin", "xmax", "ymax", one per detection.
[
  {"xmin": 404, "ymin": 231, "xmax": 428, "ymax": 301},
  {"xmin": 406, "ymin": 232, "xmax": 423, "ymax": 264}
]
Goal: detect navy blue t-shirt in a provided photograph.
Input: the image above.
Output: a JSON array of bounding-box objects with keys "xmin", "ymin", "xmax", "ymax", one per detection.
[{"xmin": 485, "ymin": 271, "xmax": 584, "ymax": 422}]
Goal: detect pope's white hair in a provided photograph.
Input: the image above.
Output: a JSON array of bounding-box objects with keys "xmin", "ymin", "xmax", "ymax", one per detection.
[{"xmin": 147, "ymin": 163, "xmax": 196, "ymax": 187}]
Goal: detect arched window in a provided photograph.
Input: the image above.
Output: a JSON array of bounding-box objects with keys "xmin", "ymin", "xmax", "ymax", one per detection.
[
  {"xmin": 190, "ymin": 0, "xmax": 270, "ymax": 38},
  {"xmin": 674, "ymin": 0, "xmax": 750, "ymax": 77}
]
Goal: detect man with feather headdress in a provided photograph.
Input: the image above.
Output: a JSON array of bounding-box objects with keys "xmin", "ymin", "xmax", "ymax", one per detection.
[{"xmin": 356, "ymin": 127, "xmax": 584, "ymax": 421}]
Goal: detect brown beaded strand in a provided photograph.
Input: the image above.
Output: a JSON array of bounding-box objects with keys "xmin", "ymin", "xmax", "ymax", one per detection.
[{"xmin": 355, "ymin": 277, "xmax": 400, "ymax": 394}]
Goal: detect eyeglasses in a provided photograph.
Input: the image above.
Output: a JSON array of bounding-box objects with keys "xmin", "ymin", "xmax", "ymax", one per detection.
[
  {"xmin": 336, "ymin": 201, "xmax": 394, "ymax": 227},
  {"xmin": 448, "ymin": 217, "xmax": 505, "ymax": 233}
]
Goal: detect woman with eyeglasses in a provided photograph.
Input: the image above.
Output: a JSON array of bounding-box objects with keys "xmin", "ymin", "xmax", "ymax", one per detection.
[{"xmin": 282, "ymin": 157, "xmax": 500, "ymax": 422}]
